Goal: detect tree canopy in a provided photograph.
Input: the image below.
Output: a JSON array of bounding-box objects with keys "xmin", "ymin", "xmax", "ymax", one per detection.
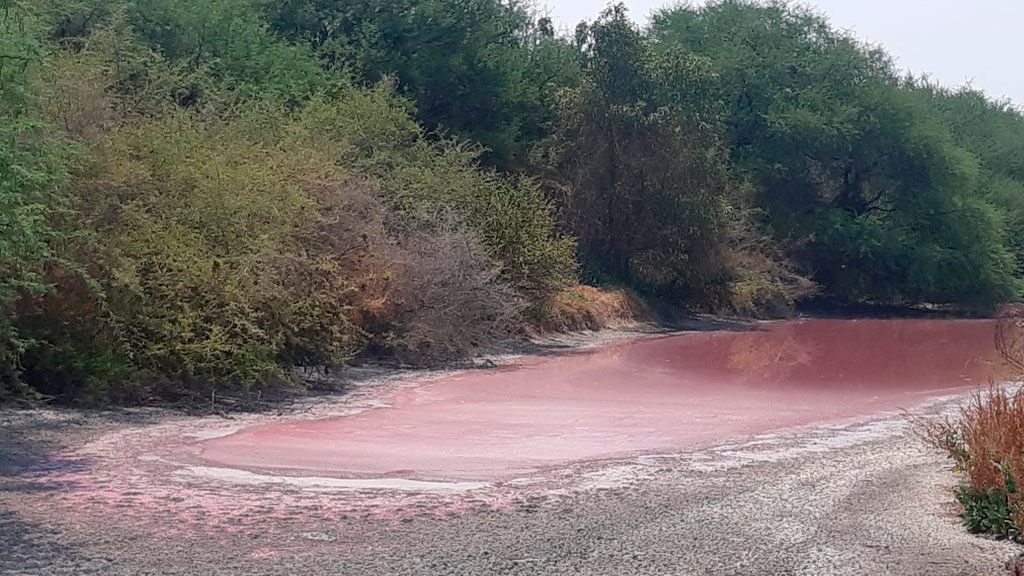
[
  {"xmin": 3, "ymin": 0, "xmax": 1023, "ymax": 400},
  {"xmin": 650, "ymin": 0, "xmax": 1018, "ymax": 305}
]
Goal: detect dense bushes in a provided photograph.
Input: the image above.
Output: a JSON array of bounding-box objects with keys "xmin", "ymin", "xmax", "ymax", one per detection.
[
  {"xmin": 14, "ymin": 95, "xmax": 559, "ymax": 396},
  {"xmin": 75, "ymin": 113, "xmax": 371, "ymax": 380},
  {"xmin": 16, "ymin": 110, "xmax": 374, "ymax": 396},
  {"xmin": 4, "ymin": 0, "xmax": 1024, "ymax": 401},
  {"xmin": 295, "ymin": 94, "xmax": 577, "ymax": 300},
  {"xmin": 1, "ymin": 1, "xmax": 573, "ymax": 399},
  {"xmin": 0, "ymin": 0, "xmax": 69, "ymax": 391}
]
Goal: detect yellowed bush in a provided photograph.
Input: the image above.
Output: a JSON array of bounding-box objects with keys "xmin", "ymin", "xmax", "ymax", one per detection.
[
  {"xmin": 532, "ymin": 285, "xmax": 652, "ymax": 333},
  {"xmin": 297, "ymin": 94, "xmax": 578, "ymax": 301},
  {"xmin": 21, "ymin": 99, "xmax": 531, "ymax": 394},
  {"xmin": 16, "ymin": 39, "xmax": 577, "ymax": 398},
  {"xmin": 724, "ymin": 197, "xmax": 817, "ymax": 317},
  {"xmin": 54, "ymin": 108, "xmax": 381, "ymax": 386},
  {"xmin": 35, "ymin": 49, "xmax": 116, "ymax": 142}
]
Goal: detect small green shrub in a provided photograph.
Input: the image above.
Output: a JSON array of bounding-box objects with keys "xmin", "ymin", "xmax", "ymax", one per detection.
[{"xmin": 957, "ymin": 484, "xmax": 1016, "ymax": 537}]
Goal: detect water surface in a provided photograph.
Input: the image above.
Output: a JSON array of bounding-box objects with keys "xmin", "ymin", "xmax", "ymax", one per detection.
[{"xmin": 198, "ymin": 319, "xmax": 1008, "ymax": 481}]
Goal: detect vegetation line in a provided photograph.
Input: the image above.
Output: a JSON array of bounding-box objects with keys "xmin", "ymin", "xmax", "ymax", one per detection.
[{"xmin": 2, "ymin": 0, "xmax": 1023, "ymax": 403}]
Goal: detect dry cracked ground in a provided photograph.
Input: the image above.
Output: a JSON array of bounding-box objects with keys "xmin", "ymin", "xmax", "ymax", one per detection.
[{"xmin": 1, "ymin": 326, "xmax": 1021, "ymax": 576}]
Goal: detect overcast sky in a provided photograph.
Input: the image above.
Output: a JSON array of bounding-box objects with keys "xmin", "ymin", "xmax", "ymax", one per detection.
[{"xmin": 544, "ymin": 0, "xmax": 1023, "ymax": 107}]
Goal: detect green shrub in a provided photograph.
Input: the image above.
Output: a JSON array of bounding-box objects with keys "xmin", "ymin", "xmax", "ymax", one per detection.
[
  {"xmin": 957, "ymin": 484, "xmax": 1017, "ymax": 537},
  {"xmin": 22, "ymin": 108, "xmax": 378, "ymax": 394}
]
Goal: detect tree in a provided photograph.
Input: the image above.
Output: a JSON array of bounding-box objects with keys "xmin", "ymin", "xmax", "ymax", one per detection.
[
  {"xmin": 260, "ymin": 0, "xmax": 575, "ymax": 167},
  {"xmin": 651, "ymin": 0, "xmax": 1018, "ymax": 306},
  {"xmin": 0, "ymin": 0, "xmax": 68, "ymax": 388},
  {"xmin": 920, "ymin": 84, "xmax": 1024, "ymax": 284},
  {"xmin": 537, "ymin": 5, "xmax": 733, "ymax": 306}
]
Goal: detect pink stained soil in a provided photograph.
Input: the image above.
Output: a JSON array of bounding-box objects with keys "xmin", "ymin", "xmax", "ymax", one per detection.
[{"xmin": 197, "ymin": 319, "xmax": 1010, "ymax": 482}]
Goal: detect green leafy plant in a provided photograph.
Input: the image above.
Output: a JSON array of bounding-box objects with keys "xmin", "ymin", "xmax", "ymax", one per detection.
[{"xmin": 956, "ymin": 466, "xmax": 1018, "ymax": 537}]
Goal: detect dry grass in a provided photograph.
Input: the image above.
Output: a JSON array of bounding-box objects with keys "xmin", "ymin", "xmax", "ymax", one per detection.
[
  {"xmin": 918, "ymin": 312, "xmax": 1024, "ymax": 536},
  {"xmin": 921, "ymin": 386, "xmax": 1024, "ymax": 494},
  {"xmin": 532, "ymin": 285, "xmax": 652, "ymax": 334}
]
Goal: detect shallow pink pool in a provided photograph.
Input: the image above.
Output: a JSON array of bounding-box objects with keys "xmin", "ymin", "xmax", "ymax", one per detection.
[{"xmin": 197, "ymin": 319, "xmax": 1008, "ymax": 481}]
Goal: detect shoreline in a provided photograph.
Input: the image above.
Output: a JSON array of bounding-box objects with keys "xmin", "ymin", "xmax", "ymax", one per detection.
[
  {"xmin": 4, "ymin": 308, "xmax": 1003, "ymax": 414},
  {"xmin": 2, "ymin": 317, "xmax": 1021, "ymax": 575}
]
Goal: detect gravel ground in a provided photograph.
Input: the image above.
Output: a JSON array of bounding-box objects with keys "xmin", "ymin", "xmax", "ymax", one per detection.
[{"xmin": 0, "ymin": 327, "xmax": 1020, "ymax": 576}]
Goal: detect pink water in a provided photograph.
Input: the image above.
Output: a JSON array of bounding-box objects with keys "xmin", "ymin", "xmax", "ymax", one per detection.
[{"xmin": 198, "ymin": 319, "xmax": 1008, "ymax": 481}]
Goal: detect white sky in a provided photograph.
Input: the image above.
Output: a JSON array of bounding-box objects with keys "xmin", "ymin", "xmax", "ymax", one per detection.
[{"xmin": 543, "ymin": 0, "xmax": 1024, "ymax": 107}]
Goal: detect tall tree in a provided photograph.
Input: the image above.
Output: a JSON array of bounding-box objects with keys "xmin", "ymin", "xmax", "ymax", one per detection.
[
  {"xmin": 651, "ymin": 0, "xmax": 1018, "ymax": 305},
  {"xmin": 538, "ymin": 5, "xmax": 733, "ymax": 306},
  {"xmin": 0, "ymin": 0, "xmax": 68, "ymax": 386},
  {"xmin": 260, "ymin": 0, "xmax": 575, "ymax": 167},
  {"xmin": 920, "ymin": 84, "xmax": 1024, "ymax": 283}
]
